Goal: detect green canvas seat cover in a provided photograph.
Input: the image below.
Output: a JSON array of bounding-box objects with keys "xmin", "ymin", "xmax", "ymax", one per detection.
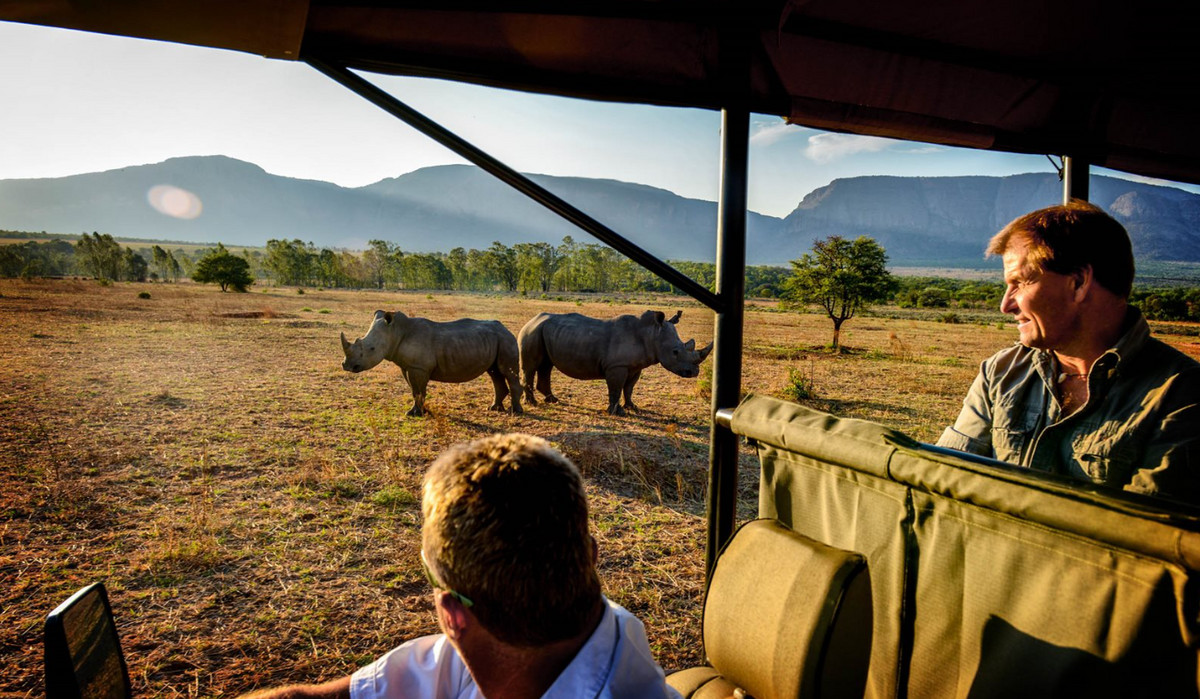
[
  {"xmin": 669, "ymin": 518, "xmax": 872, "ymax": 699},
  {"xmin": 728, "ymin": 393, "xmax": 1200, "ymax": 699}
]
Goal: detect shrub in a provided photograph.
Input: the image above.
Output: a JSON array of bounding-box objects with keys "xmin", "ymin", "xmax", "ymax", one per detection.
[
  {"xmin": 784, "ymin": 366, "xmax": 816, "ymax": 401},
  {"xmin": 137, "ymin": 291, "xmax": 151, "ymax": 299},
  {"xmin": 939, "ymin": 312, "xmax": 962, "ymax": 324}
]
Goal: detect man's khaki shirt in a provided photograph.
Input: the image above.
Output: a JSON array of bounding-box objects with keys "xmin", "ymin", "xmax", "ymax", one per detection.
[{"xmin": 938, "ymin": 309, "xmax": 1200, "ymax": 505}]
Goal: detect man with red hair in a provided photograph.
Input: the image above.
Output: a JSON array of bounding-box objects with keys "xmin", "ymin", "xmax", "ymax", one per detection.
[{"xmin": 938, "ymin": 201, "xmax": 1200, "ymax": 505}]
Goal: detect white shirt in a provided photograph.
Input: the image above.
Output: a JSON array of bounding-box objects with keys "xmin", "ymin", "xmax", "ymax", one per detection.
[{"xmin": 350, "ymin": 598, "xmax": 682, "ymax": 699}]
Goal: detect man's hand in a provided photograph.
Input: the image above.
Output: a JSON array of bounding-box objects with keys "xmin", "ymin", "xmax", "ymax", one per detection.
[{"xmin": 237, "ymin": 676, "xmax": 351, "ymax": 699}]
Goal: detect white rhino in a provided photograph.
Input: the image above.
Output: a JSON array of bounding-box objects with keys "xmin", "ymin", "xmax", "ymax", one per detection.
[
  {"xmin": 518, "ymin": 310, "xmax": 713, "ymax": 416},
  {"xmin": 340, "ymin": 310, "xmax": 522, "ymax": 417}
]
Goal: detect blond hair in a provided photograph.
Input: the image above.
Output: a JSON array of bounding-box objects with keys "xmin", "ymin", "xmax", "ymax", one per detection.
[{"xmin": 421, "ymin": 433, "xmax": 600, "ymax": 646}]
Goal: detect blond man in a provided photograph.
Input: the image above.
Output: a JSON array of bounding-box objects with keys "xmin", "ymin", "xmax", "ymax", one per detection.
[{"xmin": 245, "ymin": 434, "xmax": 680, "ymax": 699}]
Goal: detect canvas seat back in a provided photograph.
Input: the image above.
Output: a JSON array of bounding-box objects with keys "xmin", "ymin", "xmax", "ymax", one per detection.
[{"xmin": 729, "ymin": 393, "xmax": 1200, "ymax": 699}]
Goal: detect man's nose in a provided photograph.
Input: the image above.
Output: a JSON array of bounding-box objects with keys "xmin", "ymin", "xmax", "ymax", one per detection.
[{"xmin": 999, "ymin": 289, "xmax": 1017, "ymax": 314}]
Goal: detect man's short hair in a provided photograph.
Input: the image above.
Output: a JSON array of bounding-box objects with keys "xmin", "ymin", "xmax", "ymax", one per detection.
[
  {"xmin": 987, "ymin": 200, "xmax": 1135, "ymax": 298},
  {"xmin": 421, "ymin": 433, "xmax": 600, "ymax": 646}
]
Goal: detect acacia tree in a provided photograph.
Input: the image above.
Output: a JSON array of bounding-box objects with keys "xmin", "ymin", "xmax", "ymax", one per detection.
[{"xmin": 783, "ymin": 235, "xmax": 894, "ymax": 351}]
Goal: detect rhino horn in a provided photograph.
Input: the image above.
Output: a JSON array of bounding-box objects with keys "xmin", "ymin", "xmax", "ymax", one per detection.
[
  {"xmin": 697, "ymin": 341, "xmax": 713, "ymax": 361},
  {"xmin": 340, "ymin": 332, "xmax": 352, "ymax": 355},
  {"xmin": 683, "ymin": 338, "xmax": 696, "ymax": 351},
  {"xmin": 668, "ymin": 310, "xmax": 682, "ymax": 324}
]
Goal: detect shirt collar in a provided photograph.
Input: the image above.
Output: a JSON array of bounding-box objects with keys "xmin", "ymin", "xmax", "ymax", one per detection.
[
  {"xmin": 542, "ymin": 598, "xmax": 616, "ymax": 699},
  {"xmin": 1031, "ymin": 306, "xmax": 1148, "ymax": 381}
]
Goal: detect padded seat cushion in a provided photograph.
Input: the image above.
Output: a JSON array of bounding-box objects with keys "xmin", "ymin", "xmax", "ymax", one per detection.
[
  {"xmin": 667, "ymin": 666, "xmax": 742, "ymax": 698},
  {"xmin": 699, "ymin": 519, "xmax": 872, "ymax": 699}
]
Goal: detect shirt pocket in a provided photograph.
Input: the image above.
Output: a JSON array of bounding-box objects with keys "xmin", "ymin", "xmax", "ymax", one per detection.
[
  {"xmin": 990, "ymin": 396, "xmax": 1040, "ymax": 465},
  {"xmin": 1072, "ymin": 432, "xmax": 1138, "ymax": 486}
]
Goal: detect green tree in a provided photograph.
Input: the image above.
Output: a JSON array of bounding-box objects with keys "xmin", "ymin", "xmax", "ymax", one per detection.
[
  {"xmin": 192, "ymin": 244, "xmax": 254, "ymax": 292},
  {"xmin": 484, "ymin": 241, "xmax": 518, "ymax": 291},
  {"xmin": 446, "ymin": 247, "xmax": 469, "ymax": 290},
  {"xmin": 553, "ymin": 236, "xmax": 581, "ymax": 291},
  {"xmin": 75, "ymin": 232, "xmax": 123, "ymax": 281},
  {"xmin": 362, "ymin": 239, "xmax": 402, "ymax": 289},
  {"xmin": 122, "ymin": 248, "xmax": 149, "ymax": 282},
  {"xmin": 151, "ymin": 245, "xmax": 182, "ymax": 282},
  {"xmin": 782, "ymin": 235, "xmax": 894, "ymax": 351},
  {"xmin": 264, "ymin": 239, "xmax": 316, "ymax": 286}
]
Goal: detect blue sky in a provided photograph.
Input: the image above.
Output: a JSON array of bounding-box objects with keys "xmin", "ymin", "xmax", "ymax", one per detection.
[{"xmin": 2, "ymin": 20, "xmax": 1196, "ymax": 219}]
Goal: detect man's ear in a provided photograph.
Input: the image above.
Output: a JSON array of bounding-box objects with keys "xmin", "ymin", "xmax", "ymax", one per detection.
[
  {"xmin": 1072, "ymin": 265, "xmax": 1095, "ymax": 302},
  {"xmin": 435, "ymin": 591, "xmax": 472, "ymax": 640}
]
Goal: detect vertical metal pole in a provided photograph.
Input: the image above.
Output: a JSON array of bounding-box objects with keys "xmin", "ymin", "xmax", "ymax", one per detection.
[
  {"xmin": 705, "ymin": 105, "xmax": 749, "ymax": 579},
  {"xmin": 1063, "ymin": 156, "xmax": 1089, "ymax": 203}
]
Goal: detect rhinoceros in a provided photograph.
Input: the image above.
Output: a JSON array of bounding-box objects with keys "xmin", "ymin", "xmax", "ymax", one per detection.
[
  {"xmin": 340, "ymin": 310, "xmax": 522, "ymax": 417},
  {"xmin": 518, "ymin": 310, "xmax": 713, "ymax": 416}
]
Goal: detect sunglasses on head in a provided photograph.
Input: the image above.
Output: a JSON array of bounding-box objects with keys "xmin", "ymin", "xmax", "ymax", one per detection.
[{"xmin": 421, "ymin": 549, "xmax": 474, "ymax": 608}]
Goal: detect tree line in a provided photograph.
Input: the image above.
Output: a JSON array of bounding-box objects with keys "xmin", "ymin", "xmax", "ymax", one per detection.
[
  {"xmin": 253, "ymin": 237, "xmax": 790, "ymax": 297},
  {"xmin": 2, "ymin": 232, "xmax": 1198, "ymax": 323}
]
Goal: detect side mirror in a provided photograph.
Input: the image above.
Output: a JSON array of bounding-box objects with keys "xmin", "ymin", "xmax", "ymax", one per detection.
[{"xmin": 45, "ymin": 582, "xmax": 131, "ymax": 699}]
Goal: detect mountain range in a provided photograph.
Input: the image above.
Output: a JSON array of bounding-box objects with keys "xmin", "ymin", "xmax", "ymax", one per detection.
[{"xmin": 2, "ymin": 155, "xmax": 1199, "ymax": 266}]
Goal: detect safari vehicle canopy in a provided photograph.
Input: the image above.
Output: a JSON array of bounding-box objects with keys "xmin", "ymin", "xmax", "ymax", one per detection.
[{"xmin": 7, "ymin": 2, "xmax": 1200, "ymax": 695}]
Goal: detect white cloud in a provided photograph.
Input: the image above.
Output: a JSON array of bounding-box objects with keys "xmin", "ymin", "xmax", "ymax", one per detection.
[
  {"xmin": 804, "ymin": 133, "xmax": 894, "ymax": 163},
  {"xmin": 750, "ymin": 120, "xmax": 793, "ymax": 146},
  {"xmin": 897, "ymin": 144, "xmax": 945, "ymax": 155}
]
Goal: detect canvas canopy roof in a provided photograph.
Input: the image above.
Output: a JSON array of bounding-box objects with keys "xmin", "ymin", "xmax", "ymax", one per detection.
[{"xmin": 3, "ymin": 0, "xmax": 1198, "ymax": 187}]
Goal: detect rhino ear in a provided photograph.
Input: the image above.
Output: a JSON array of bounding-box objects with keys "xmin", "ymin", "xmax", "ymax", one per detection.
[
  {"xmin": 668, "ymin": 310, "xmax": 682, "ymax": 324},
  {"xmin": 652, "ymin": 311, "xmax": 665, "ymax": 325},
  {"xmin": 373, "ymin": 310, "xmax": 386, "ymax": 321},
  {"xmin": 383, "ymin": 311, "xmax": 394, "ymax": 324}
]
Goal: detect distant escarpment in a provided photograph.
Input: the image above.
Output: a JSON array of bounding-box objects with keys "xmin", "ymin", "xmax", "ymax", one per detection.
[
  {"xmin": 781, "ymin": 173, "xmax": 1200, "ymax": 266},
  {"xmin": 2, "ymin": 156, "xmax": 1198, "ymax": 266}
]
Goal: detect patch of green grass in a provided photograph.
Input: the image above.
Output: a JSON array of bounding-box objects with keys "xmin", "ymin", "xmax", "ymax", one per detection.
[
  {"xmin": 371, "ymin": 485, "xmax": 417, "ymax": 511},
  {"xmin": 326, "ymin": 479, "xmax": 362, "ymax": 499}
]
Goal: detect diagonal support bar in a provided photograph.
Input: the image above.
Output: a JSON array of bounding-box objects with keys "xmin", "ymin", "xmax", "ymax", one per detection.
[{"xmin": 306, "ymin": 56, "xmax": 721, "ymax": 311}]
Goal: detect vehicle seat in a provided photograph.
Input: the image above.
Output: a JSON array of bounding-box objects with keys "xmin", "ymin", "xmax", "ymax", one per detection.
[
  {"xmin": 668, "ymin": 519, "xmax": 872, "ymax": 699},
  {"xmin": 44, "ymin": 582, "xmax": 131, "ymax": 699}
]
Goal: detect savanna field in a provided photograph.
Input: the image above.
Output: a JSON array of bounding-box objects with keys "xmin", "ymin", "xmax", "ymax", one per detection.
[{"xmin": 3, "ymin": 278, "xmax": 1199, "ymax": 697}]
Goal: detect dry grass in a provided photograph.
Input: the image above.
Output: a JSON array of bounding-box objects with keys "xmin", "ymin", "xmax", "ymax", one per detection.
[{"xmin": 1, "ymin": 279, "xmax": 1196, "ymax": 697}]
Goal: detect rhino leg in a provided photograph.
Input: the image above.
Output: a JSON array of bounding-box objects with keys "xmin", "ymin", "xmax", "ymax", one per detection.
[
  {"xmin": 522, "ymin": 369, "xmax": 538, "ymax": 405},
  {"xmin": 622, "ymin": 369, "xmax": 642, "ymax": 412},
  {"xmin": 506, "ymin": 371, "xmax": 524, "ymax": 415},
  {"xmin": 605, "ymin": 368, "xmax": 629, "ymax": 416},
  {"xmin": 405, "ymin": 370, "xmax": 430, "ymax": 418},
  {"xmin": 535, "ymin": 364, "xmax": 558, "ymax": 404},
  {"xmin": 486, "ymin": 367, "xmax": 509, "ymax": 412}
]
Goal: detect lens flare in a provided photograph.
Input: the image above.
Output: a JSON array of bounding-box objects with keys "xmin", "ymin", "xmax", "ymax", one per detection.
[{"xmin": 147, "ymin": 185, "xmax": 203, "ymax": 219}]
